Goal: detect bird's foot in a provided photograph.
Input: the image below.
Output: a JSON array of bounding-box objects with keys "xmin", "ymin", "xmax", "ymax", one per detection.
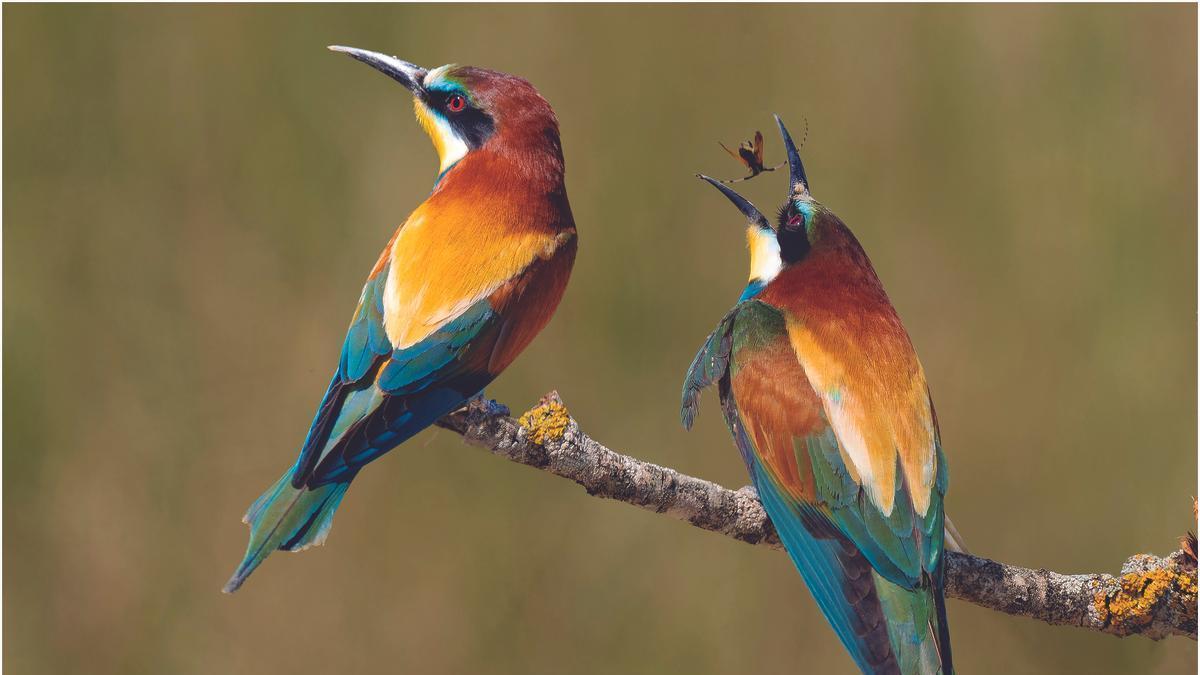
[
  {"xmin": 437, "ymin": 394, "xmax": 510, "ymax": 433},
  {"xmin": 465, "ymin": 392, "xmax": 510, "ymax": 418}
]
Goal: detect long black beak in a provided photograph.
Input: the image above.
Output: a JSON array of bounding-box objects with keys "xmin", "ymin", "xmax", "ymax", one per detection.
[
  {"xmin": 773, "ymin": 114, "xmax": 809, "ymax": 195},
  {"xmin": 696, "ymin": 174, "xmax": 770, "ymax": 229},
  {"xmin": 328, "ymin": 45, "xmax": 427, "ymax": 94}
]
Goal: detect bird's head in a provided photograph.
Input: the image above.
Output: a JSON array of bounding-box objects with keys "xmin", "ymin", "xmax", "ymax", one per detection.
[
  {"xmin": 330, "ymin": 46, "xmax": 562, "ymax": 176},
  {"xmin": 697, "ymin": 116, "xmax": 815, "ymax": 300}
]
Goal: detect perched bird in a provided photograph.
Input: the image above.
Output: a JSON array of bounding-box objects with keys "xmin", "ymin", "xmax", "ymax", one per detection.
[
  {"xmin": 718, "ymin": 130, "xmax": 786, "ymax": 183},
  {"xmin": 682, "ymin": 117, "xmax": 954, "ymax": 673},
  {"xmin": 224, "ymin": 47, "xmax": 577, "ymax": 593}
]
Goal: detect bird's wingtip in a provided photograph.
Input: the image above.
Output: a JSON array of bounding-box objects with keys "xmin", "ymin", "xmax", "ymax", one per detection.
[
  {"xmin": 222, "ymin": 562, "xmax": 252, "ymax": 594},
  {"xmin": 680, "ymin": 405, "xmax": 697, "ymax": 431}
]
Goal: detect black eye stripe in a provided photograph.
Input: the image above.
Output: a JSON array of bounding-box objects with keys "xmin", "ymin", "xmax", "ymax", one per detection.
[
  {"xmin": 424, "ymin": 90, "xmax": 496, "ymax": 150},
  {"xmin": 776, "ymin": 203, "xmax": 811, "ymax": 264}
]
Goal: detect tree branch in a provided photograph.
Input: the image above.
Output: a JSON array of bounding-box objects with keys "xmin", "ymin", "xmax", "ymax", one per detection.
[{"xmin": 436, "ymin": 393, "xmax": 1197, "ymax": 641}]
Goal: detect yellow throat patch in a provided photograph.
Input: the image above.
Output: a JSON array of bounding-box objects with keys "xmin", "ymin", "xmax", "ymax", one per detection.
[{"xmin": 414, "ymin": 98, "xmax": 469, "ymax": 174}]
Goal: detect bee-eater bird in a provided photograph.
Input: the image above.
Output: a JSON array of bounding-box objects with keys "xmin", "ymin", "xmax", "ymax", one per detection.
[
  {"xmin": 224, "ymin": 47, "xmax": 577, "ymax": 593},
  {"xmin": 682, "ymin": 118, "xmax": 953, "ymax": 673}
]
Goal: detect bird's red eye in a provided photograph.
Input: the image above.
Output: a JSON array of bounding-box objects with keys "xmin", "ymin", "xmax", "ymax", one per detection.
[{"xmin": 447, "ymin": 95, "xmax": 466, "ymax": 113}]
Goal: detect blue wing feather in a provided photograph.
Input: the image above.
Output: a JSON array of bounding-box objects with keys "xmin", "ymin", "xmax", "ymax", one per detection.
[
  {"xmin": 301, "ymin": 295, "xmax": 497, "ymax": 487},
  {"xmin": 293, "ymin": 267, "xmax": 393, "ymax": 483},
  {"xmin": 339, "ymin": 265, "xmax": 393, "ymax": 382},
  {"xmin": 680, "ymin": 304, "xmax": 743, "ymax": 430},
  {"xmin": 377, "ymin": 300, "xmax": 494, "ymax": 394},
  {"xmin": 750, "ymin": 457, "xmax": 893, "ymax": 673}
]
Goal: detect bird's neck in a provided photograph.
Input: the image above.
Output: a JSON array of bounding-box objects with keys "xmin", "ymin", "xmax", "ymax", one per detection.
[
  {"xmin": 424, "ymin": 144, "xmax": 574, "ymax": 239},
  {"xmin": 759, "ymin": 213, "xmax": 890, "ymax": 314},
  {"xmin": 439, "ymin": 144, "xmax": 565, "ymax": 197}
]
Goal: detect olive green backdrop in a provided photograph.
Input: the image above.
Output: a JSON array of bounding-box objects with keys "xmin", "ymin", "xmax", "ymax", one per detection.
[{"xmin": 5, "ymin": 4, "xmax": 1196, "ymax": 674}]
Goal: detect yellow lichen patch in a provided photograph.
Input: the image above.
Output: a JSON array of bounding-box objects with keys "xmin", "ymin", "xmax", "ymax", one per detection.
[
  {"xmin": 1094, "ymin": 566, "xmax": 1198, "ymax": 634},
  {"xmin": 519, "ymin": 400, "xmax": 570, "ymax": 446}
]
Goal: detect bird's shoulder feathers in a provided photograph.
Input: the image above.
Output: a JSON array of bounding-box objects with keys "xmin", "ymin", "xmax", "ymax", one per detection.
[{"xmin": 381, "ymin": 192, "xmax": 574, "ymax": 351}]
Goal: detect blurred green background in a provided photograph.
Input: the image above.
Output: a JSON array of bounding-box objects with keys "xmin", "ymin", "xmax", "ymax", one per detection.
[{"xmin": 4, "ymin": 4, "xmax": 1196, "ymax": 674}]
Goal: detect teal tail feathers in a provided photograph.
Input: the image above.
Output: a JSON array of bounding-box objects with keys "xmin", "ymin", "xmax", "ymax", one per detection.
[
  {"xmin": 223, "ymin": 470, "xmax": 352, "ymax": 593},
  {"xmin": 873, "ymin": 570, "xmax": 953, "ymax": 674},
  {"xmin": 752, "ymin": 461, "xmax": 952, "ymax": 674}
]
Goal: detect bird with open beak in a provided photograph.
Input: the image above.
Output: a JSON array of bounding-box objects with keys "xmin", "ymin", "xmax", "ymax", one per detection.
[
  {"xmin": 225, "ymin": 47, "xmax": 577, "ymax": 592},
  {"xmin": 682, "ymin": 117, "xmax": 955, "ymax": 673}
]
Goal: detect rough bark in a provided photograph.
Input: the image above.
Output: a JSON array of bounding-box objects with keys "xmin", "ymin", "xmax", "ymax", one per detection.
[{"xmin": 436, "ymin": 393, "xmax": 1197, "ymax": 641}]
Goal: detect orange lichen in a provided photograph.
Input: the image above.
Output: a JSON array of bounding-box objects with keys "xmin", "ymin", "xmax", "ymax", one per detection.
[
  {"xmin": 518, "ymin": 400, "xmax": 570, "ymax": 445},
  {"xmin": 1094, "ymin": 566, "xmax": 1198, "ymax": 634}
]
